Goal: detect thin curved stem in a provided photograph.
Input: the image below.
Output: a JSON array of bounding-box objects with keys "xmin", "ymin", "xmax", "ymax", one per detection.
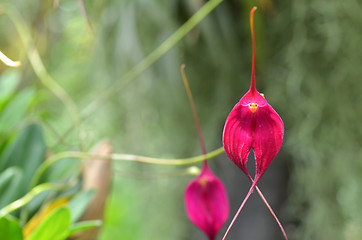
[
  {"xmin": 0, "ymin": 183, "xmax": 58, "ymax": 218},
  {"xmin": 222, "ymin": 175, "xmax": 288, "ymax": 240},
  {"xmin": 180, "ymin": 65, "xmax": 207, "ymax": 157},
  {"xmin": 113, "ymin": 166, "xmax": 200, "ymax": 179},
  {"xmin": 247, "ymin": 173, "xmax": 288, "ymax": 240},
  {"xmin": 222, "ymin": 178, "xmax": 259, "ymax": 240},
  {"xmin": 254, "ymin": 186, "xmax": 288, "ymax": 240},
  {"xmin": 30, "ymin": 147, "xmax": 225, "ymax": 188}
]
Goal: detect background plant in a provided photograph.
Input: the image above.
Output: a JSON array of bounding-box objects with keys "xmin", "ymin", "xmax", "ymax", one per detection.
[{"xmin": 0, "ymin": 0, "xmax": 362, "ymax": 240}]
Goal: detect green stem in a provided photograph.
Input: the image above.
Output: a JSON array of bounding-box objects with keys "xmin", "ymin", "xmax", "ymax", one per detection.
[
  {"xmin": 0, "ymin": 183, "xmax": 57, "ymax": 218},
  {"xmin": 111, "ymin": 147, "xmax": 224, "ymax": 165},
  {"xmin": 113, "ymin": 166, "xmax": 200, "ymax": 179},
  {"xmin": 255, "ymin": 186, "xmax": 288, "ymax": 240},
  {"xmin": 30, "ymin": 147, "xmax": 225, "ymax": 188}
]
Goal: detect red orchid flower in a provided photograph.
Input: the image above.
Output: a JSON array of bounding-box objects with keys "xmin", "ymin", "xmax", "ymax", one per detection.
[
  {"xmin": 185, "ymin": 162, "xmax": 229, "ymax": 240},
  {"xmin": 221, "ymin": 7, "xmax": 286, "ymax": 240},
  {"xmin": 181, "ymin": 65, "xmax": 229, "ymax": 240}
]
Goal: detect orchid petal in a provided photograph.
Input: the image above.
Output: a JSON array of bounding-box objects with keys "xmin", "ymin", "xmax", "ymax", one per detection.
[
  {"xmin": 185, "ymin": 166, "xmax": 229, "ymax": 240},
  {"xmin": 223, "ymin": 88, "xmax": 283, "ymax": 179}
]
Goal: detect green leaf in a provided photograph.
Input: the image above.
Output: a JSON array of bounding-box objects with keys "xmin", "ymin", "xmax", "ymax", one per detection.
[
  {"xmin": 68, "ymin": 189, "xmax": 95, "ymax": 222},
  {"xmin": 0, "ymin": 70, "xmax": 20, "ymax": 108},
  {"xmin": 0, "ymin": 88, "xmax": 35, "ymax": 135},
  {"xmin": 68, "ymin": 220, "xmax": 102, "ymax": 236},
  {"xmin": 0, "ymin": 124, "xmax": 46, "ymax": 194},
  {"xmin": 0, "ymin": 167, "xmax": 23, "ymax": 208},
  {"xmin": 0, "ymin": 216, "xmax": 23, "ymax": 240},
  {"xmin": 26, "ymin": 207, "xmax": 71, "ymax": 240}
]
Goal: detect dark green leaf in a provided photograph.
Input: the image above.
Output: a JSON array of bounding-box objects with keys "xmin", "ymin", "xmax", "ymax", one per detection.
[
  {"xmin": 0, "ymin": 124, "xmax": 46, "ymax": 194},
  {"xmin": 0, "ymin": 167, "xmax": 23, "ymax": 208},
  {"xmin": 0, "ymin": 70, "xmax": 20, "ymax": 108},
  {"xmin": 0, "ymin": 88, "xmax": 34, "ymax": 135}
]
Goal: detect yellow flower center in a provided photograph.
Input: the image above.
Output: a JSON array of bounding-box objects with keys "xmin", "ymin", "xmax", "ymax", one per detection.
[{"xmin": 248, "ymin": 103, "xmax": 258, "ymax": 113}]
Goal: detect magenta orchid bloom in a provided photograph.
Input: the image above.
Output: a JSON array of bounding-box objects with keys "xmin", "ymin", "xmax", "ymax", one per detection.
[
  {"xmin": 222, "ymin": 7, "xmax": 284, "ymax": 183},
  {"xmin": 222, "ymin": 71, "xmax": 284, "ymax": 183},
  {"xmin": 221, "ymin": 7, "xmax": 286, "ymax": 240},
  {"xmin": 185, "ymin": 162, "xmax": 229, "ymax": 240}
]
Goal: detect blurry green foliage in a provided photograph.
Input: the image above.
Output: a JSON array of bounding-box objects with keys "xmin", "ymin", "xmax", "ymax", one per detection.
[
  {"xmin": 1, "ymin": 0, "xmax": 362, "ymax": 239},
  {"xmin": 267, "ymin": 0, "xmax": 362, "ymax": 239},
  {"xmin": 68, "ymin": 190, "xmax": 95, "ymax": 222},
  {"xmin": 0, "ymin": 168, "xmax": 22, "ymax": 209},
  {"xmin": 0, "ymin": 124, "xmax": 45, "ymax": 194},
  {"xmin": 0, "ymin": 122, "xmax": 99, "ymax": 239},
  {"xmin": 26, "ymin": 207, "xmax": 71, "ymax": 240}
]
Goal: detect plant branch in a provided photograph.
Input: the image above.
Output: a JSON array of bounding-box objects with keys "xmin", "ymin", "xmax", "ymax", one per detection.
[
  {"xmin": 30, "ymin": 147, "xmax": 225, "ymax": 188},
  {"xmin": 0, "ymin": 183, "xmax": 58, "ymax": 218}
]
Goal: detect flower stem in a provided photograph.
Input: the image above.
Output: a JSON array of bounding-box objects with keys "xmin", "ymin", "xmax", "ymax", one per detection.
[
  {"xmin": 246, "ymin": 173, "xmax": 288, "ymax": 240},
  {"xmin": 0, "ymin": 183, "xmax": 58, "ymax": 218},
  {"xmin": 180, "ymin": 65, "xmax": 208, "ymax": 157},
  {"xmin": 114, "ymin": 166, "xmax": 200, "ymax": 179},
  {"xmin": 249, "ymin": 6, "xmax": 257, "ymax": 94},
  {"xmin": 221, "ymin": 178, "xmax": 259, "ymax": 240},
  {"xmin": 30, "ymin": 147, "xmax": 226, "ymax": 188},
  {"xmin": 255, "ymin": 186, "xmax": 288, "ymax": 240}
]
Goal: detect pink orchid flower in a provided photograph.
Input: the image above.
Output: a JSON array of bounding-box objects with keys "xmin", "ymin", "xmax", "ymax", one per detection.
[
  {"xmin": 221, "ymin": 7, "xmax": 286, "ymax": 240},
  {"xmin": 185, "ymin": 162, "xmax": 229, "ymax": 240}
]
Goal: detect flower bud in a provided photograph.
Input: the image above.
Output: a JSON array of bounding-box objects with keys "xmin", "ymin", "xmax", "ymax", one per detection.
[{"xmin": 185, "ymin": 163, "xmax": 229, "ymax": 240}]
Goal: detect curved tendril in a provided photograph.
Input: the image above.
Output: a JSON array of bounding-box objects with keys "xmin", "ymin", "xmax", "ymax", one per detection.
[{"xmin": 0, "ymin": 183, "xmax": 59, "ymax": 218}]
